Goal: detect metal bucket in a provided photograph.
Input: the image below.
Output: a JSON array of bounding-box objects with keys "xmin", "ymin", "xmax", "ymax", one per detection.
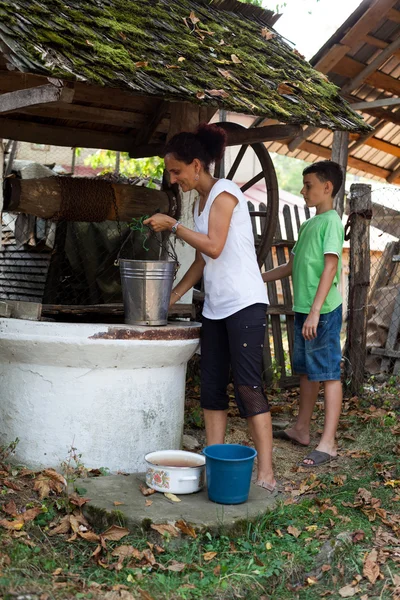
[{"xmin": 120, "ymin": 259, "xmax": 177, "ymax": 326}]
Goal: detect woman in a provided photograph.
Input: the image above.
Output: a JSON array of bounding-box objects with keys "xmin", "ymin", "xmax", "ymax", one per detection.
[{"xmin": 144, "ymin": 123, "xmax": 277, "ymax": 493}]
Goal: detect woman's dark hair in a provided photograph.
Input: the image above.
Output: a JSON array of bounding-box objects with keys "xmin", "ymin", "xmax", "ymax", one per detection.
[
  {"xmin": 164, "ymin": 123, "xmax": 227, "ymax": 171},
  {"xmin": 303, "ymin": 160, "xmax": 344, "ymax": 197}
]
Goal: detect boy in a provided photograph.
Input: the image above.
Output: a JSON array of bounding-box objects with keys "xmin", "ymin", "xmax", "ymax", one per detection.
[{"xmin": 263, "ymin": 160, "xmax": 344, "ymax": 467}]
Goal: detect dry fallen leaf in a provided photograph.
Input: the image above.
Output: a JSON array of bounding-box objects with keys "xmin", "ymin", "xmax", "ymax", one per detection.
[
  {"xmin": 135, "ymin": 61, "xmax": 148, "ymax": 68},
  {"xmin": 21, "ymin": 507, "xmax": 42, "ymax": 523},
  {"xmin": 287, "ymin": 525, "xmax": 301, "ymax": 538},
  {"xmin": 3, "ymin": 480, "xmax": 22, "ymax": 491},
  {"xmin": 164, "ymin": 492, "xmax": 181, "ymax": 503},
  {"xmin": 2, "ymin": 500, "xmax": 17, "ymax": 516},
  {"xmin": 177, "ymin": 56, "xmax": 185, "ymax": 62},
  {"xmin": 261, "ymin": 28, "xmax": 275, "ymax": 40},
  {"xmin": 196, "ymin": 91, "xmax": 206, "ymax": 100},
  {"xmin": 338, "ymin": 585, "xmax": 357, "ymax": 598},
  {"xmin": 203, "ymin": 551, "xmax": 217, "ymax": 561},
  {"xmin": 79, "ymin": 531, "xmax": 100, "ymax": 543},
  {"xmin": 189, "ymin": 11, "xmax": 200, "ymax": 24},
  {"xmin": 49, "ymin": 515, "xmax": 71, "ymax": 536},
  {"xmin": 0, "ymin": 518, "xmax": 24, "ymax": 530},
  {"xmin": 176, "ymin": 519, "xmax": 197, "ymax": 539},
  {"xmin": 167, "ymin": 560, "xmax": 186, "ymax": 572},
  {"xmin": 69, "ymin": 493, "xmax": 91, "ymax": 507},
  {"xmin": 145, "ymin": 499, "xmax": 153, "ymax": 507},
  {"xmin": 231, "ymin": 54, "xmax": 242, "ymax": 64},
  {"xmin": 205, "ymin": 89, "xmax": 229, "ymax": 98},
  {"xmin": 150, "ymin": 523, "xmax": 179, "ymax": 537},
  {"xmin": 277, "ymin": 82, "xmax": 294, "ymax": 95},
  {"xmin": 112, "ymin": 545, "xmax": 136, "ymax": 561},
  {"xmin": 363, "ymin": 548, "xmax": 380, "ymax": 584},
  {"xmin": 139, "ymin": 484, "xmax": 156, "ymax": 497},
  {"xmin": 100, "ymin": 525, "xmax": 130, "ymax": 542},
  {"xmin": 113, "ymin": 501, "xmax": 124, "ymax": 506}
]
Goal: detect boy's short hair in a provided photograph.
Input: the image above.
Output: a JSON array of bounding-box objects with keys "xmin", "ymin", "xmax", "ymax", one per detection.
[{"xmin": 303, "ymin": 160, "xmax": 344, "ymax": 197}]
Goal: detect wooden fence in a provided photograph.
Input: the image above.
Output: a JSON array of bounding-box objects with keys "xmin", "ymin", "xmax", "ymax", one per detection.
[{"xmin": 249, "ymin": 200, "xmax": 311, "ymax": 388}]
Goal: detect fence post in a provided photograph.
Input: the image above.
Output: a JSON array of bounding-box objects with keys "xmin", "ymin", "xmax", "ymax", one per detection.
[
  {"xmin": 344, "ymin": 183, "xmax": 372, "ymax": 394},
  {"xmin": 0, "ymin": 139, "xmax": 3, "ymax": 251}
]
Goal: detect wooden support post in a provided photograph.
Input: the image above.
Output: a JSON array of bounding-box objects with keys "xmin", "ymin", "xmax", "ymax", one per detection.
[
  {"xmin": 344, "ymin": 183, "xmax": 372, "ymax": 394},
  {"xmin": 331, "ymin": 130, "xmax": 349, "ymax": 217}
]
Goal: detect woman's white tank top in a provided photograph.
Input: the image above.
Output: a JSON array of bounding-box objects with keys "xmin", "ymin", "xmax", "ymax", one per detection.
[{"xmin": 194, "ymin": 179, "xmax": 268, "ymax": 320}]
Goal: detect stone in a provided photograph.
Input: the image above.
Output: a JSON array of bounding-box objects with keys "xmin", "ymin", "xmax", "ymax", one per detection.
[{"xmin": 182, "ymin": 434, "xmax": 200, "ymax": 450}]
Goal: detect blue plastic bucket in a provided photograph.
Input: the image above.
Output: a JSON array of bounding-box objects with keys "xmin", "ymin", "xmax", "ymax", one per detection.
[{"xmin": 203, "ymin": 444, "xmax": 257, "ymax": 504}]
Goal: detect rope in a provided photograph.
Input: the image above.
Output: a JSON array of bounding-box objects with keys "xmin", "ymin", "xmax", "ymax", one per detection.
[{"xmin": 129, "ymin": 215, "xmax": 150, "ymax": 251}]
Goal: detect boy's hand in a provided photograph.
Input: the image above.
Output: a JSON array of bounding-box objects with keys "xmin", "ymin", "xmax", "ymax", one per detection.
[{"xmin": 302, "ymin": 310, "xmax": 320, "ymax": 341}]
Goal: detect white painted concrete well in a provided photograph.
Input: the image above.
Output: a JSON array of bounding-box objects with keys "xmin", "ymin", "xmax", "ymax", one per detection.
[{"xmin": 0, "ymin": 318, "xmax": 200, "ymax": 472}]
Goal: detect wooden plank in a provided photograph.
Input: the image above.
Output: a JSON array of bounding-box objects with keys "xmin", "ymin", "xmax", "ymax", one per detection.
[
  {"xmin": 341, "ymin": 35, "xmax": 400, "ymax": 95},
  {"xmin": 281, "ymin": 205, "xmax": 295, "ymax": 368},
  {"xmin": 387, "ymin": 7, "xmax": 400, "ymax": 22},
  {"xmin": 344, "ymin": 183, "xmax": 372, "ymax": 394},
  {"xmin": 19, "ymin": 102, "xmax": 148, "ymax": 128},
  {"xmin": 40, "ymin": 302, "xmax": 195, "ymax": 319},
  {"xmin": 294, "ymin": 205, "xmax": 301, "ymax": 234},
  {"xmin": 341, "ymin": 0, "xmax": 399, "ymax": 46},
  {"xmin": 365, "ymin": 136, "xmax": 400, "ymax": 159},
  {"xmin": 134, "ymin": 100, "xmax": 169, "ymax": 145},
  {"xmin": 300, "ymin": 140, "xmax": 392, "ymax": 180},
  {"xmin": 349, "ymin": 119, "xmax": 386, "ymax": 153},
  {"xmin": 362, "ymin": 105, "xmax": 400, "ymax": 127},
  {"xmin": 331, "ymin": 131, "xmax": 349, "ymax": 217},
  {"xmin": 0, "ymin": 84, "xmax": 74, "ymax": 114},
  {"xmin": 131, "ymin": 124, "xmax": 303, "ymax": 159},
  {"xmin": 0, "ymin": 116, "xmax": 138, "ymax": 152},
  {"xmin": 351, "ymin": 97, "xmax": 400, "ymax": 110},
  {"xmin": 387, "ymin": 161, "xmax": 400, "ymax": 184},
  {"xmin": 332, "ymin": 56, "xmax": 400, "ymax": 96},
  {"xmin": 287, "ymin": 126, "xmax": 318, "ymax": 152},
  {"xmin": 385, "ymin": 287, "xmax": 400, "ymax": 351},
  {"xmin": 313, "ymin": 44, "xmax": 351, "ymax": 73}
]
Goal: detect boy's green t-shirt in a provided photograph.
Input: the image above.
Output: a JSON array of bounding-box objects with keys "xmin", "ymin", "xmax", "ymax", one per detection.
[{"xmin": 292, "ymin": 210, "xmax": 344, "ymax": 314}]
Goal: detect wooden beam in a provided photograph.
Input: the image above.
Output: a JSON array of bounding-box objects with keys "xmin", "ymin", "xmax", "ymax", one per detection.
[
  {"xmin": 332, "ymin": 56, "xmax": 400, "ymax": 96},
  {"xmin": 287, "ymin": 125, "xmax": 318, "ymax": 152},
  {"xmin": 313, "ymin": 43, "xmax": 351, "ymax": 73},
  {"xmin": 363, "ymin": 105, "xmax": 400, "ymax": 126},
  {"xmin": 331, "ymin": 130, "xmax": 349, "ymax": 217},
  {"xmin": 0, "ymin": 140, "xmax": 3, "ymax": 251},
  {"xmin": 4, "ymin": 177, "xmax": 173, "ymax": 221},
  {"xmin": 344, "ymin": 183, "xmax": 372, "ymax": 394},
  {"xmin": 299, "ymin": 140, "xmax": 393, "ymax": 180},
  {"xmin": 130, "ymin": 124, "xmax": 302, "ymax": 158},
  {"xmin": 0, "ymin": 84, "xmax": 74, "ymax": 113},
  {"xmin": 350, "ymin": 97, "xmax": 400, "ymax": 110},
  {"xmin": 387, "ymin": 160, "xmax": 400, "ymax": 184},
  {"xmin": 365, "ymin": 136, "xmax": 400, "ymax": 159},
  {"xmin": 349, "ymin": 118, "xmax": 386, "ymax": 152},
  {"xmin": 19, "ymin": 102, "xmax": 148, "ymax": 128},
  {"xmin": 341, "ymin": 36, "xmax": 400, "ymax": 94},
  {"xmin": 387, "ymin": 7, "xmax": 400, "ymax": 22},
  {"xmin": 341, "ymin": 0, "xmax": 399, "ymax": 46},
  {"xmin": 134, "ymin": 100, "xmax": 169, "ymax": 146},
  {"xmin": 0, "ymin": 116, "xmax": 136, "ymax": 151},
  {"xmin": 362, "ymin": 34, "xmax": 400, "ymax": 59}
]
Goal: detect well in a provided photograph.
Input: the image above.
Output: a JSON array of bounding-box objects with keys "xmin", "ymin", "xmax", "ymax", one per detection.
[{"xmin": 0, "ymin": 318, "xmax": 200, "ymax": 472}]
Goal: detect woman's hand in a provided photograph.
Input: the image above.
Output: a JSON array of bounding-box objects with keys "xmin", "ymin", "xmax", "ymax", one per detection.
[{"xmin": 143, "ymin": 213, "xmax": 176, "ymax": 232}]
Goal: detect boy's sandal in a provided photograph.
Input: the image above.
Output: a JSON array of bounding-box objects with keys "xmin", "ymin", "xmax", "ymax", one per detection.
[{"xmin": 300, "ymin": 449, "xmax": 338, "ymax": 468}]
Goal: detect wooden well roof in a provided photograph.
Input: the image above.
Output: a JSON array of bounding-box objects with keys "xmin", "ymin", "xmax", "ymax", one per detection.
[
  {"xmin": 0, "ymin": 0, "xmax": 369, "ymax": 156},
  {"xmin": 265, "ymin": 0, "xmax": 400, "ymax": 186}
]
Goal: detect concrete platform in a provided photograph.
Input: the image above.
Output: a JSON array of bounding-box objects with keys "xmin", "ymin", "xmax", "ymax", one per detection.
[{"xmin": 79, "ymin": 473, "xmax": 278, "ymax": 534}]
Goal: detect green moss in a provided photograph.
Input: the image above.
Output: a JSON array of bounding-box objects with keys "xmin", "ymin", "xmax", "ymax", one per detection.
[{"xmin": 0, "ymin": 0, "xmax": 370, "ymax": 132}]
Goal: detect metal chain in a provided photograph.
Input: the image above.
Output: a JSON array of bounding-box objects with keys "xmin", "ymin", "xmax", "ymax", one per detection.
[{"xmin": 111, "ymin": 192, "xmax": 123, "ymax": 239}]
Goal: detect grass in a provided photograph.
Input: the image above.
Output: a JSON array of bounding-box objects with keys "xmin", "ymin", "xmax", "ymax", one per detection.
[{"xmin": 1, "ymin": 380, "xmax": 399, "ymax": 599}]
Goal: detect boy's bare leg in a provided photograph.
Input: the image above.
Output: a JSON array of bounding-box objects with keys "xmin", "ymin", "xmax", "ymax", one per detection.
[
  {"xmin": 284, "ymin": 374, "xmax": 319, "ymax": 445},
  {"xmin": 247, "ymin": 412, "xmax": 275, "ymax": 487},
  {"xmin": 310, "ymin": 380, "xmax": 342, "ymax": 459},
  {"xmin": 203, "ymin": 409, "xmax": 227, "ymax": 445}
]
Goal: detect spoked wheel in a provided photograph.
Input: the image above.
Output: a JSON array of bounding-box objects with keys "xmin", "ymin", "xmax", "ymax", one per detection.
[{"xmin": 214, "ymin": 121, "xmax": 279, "ymax": 266}]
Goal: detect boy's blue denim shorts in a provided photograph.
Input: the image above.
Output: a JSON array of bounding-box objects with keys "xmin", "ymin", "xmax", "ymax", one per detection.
[{"xmin": 293, "ymin": 304, "xmax": 342, "ymax": 382}]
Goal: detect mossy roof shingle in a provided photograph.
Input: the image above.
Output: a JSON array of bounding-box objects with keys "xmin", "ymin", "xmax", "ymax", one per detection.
[{"xmin": 0, "ymin": 0, "xmax": 370, "ymax": 132}]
